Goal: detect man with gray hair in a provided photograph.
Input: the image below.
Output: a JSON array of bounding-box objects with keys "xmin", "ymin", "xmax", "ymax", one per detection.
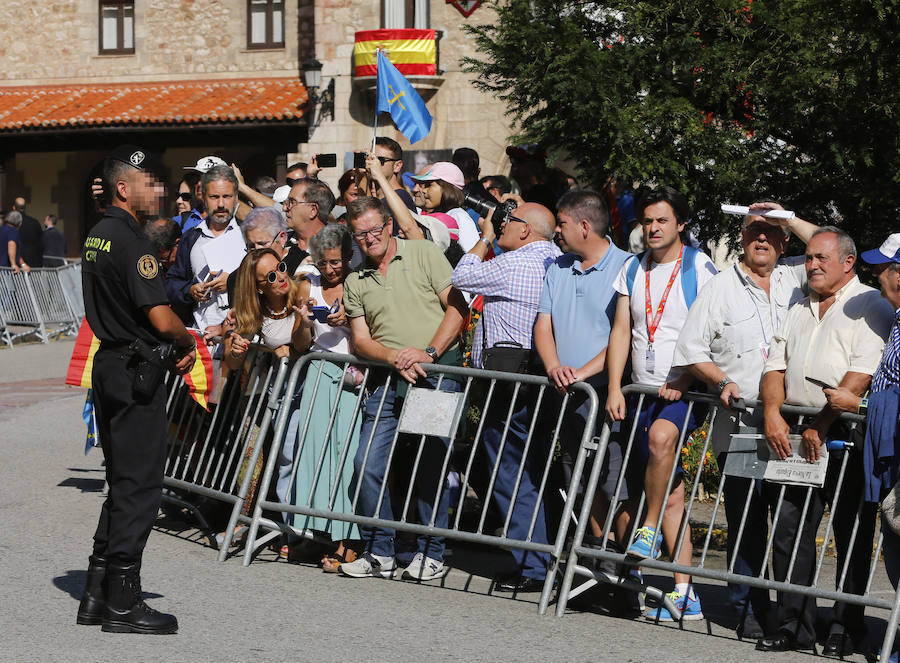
[
  {"xmin": 165, "ymin": 164, "xmax": 245, "ymax": 332},
  {"xmin": 757, "ymin": 226, "xmax": 895, "ymax": 654},
  {"xmin": 2, "ymin": 210, "xmax": 28, "ymax": 273},
  {"xmin": 241, "ymin": 206, "xmax": 307, "ymax": 275},
  {"xmin": 284, "ymin": 177, "xmax": 335, "ymax": 252}
]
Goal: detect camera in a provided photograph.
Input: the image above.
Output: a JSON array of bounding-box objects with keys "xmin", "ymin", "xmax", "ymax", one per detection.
[
  {"xmin": 353, "ymin": 152, "xmax": 367, "ymax": 169},
  {"xmin": 463, "ymin": 193, "xmax": 517, "ymax": 236},
  {"xmin": 316, "ymin": 153, "xmax": 337, "ymax": 168}
]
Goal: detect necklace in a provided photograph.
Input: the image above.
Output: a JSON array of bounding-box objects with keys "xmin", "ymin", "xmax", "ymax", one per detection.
[{"xmin": 265, "ymin": 302, "xmax": 289, "ymax": 319}]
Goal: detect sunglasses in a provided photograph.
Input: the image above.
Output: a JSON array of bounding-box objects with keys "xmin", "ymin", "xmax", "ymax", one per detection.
[
  {"xmin": 375, "ymin": 156, "xmax": 398, "ymax": 165},
  {"xmin": 258, "ymin": 261, "xmax": 288, "ymax": 285},
  {"xmin": 176, "ymin": 192, "xmax": 191, "ymax": 202},
  {"xmin": 286, "ymin": 177, "xmax": 303, "ymax": 187},
  {"xmin": 351, "ymin": 223, "xmax": 388, "ymax": 240}
]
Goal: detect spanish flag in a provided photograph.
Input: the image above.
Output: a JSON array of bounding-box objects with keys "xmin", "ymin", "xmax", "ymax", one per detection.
[
  {"xmin": 354, "ymin": 29, "xmax": 437, "ymax": 78},
  {"xmin": 66, "ymin": 319, "xmax": 214, "ymax": 411}
]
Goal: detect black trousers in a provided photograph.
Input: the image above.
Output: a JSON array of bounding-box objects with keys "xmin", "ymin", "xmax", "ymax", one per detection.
[
  {"xmin": 90, "ymin": 347, "xmax": 168, "ymax": 564},
  {"xmin": 766, "ymin": 441, "xmax": 876, "ymax": 645}
]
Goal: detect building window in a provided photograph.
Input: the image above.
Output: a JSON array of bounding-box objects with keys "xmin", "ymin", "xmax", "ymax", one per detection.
[
  {"xmin": 99, "ymin": 0, "xmax": 134, "ymax": 55},
  {"xmin": 247, "ymin": 0, "xmax": 285, "ymax": 49},
  {"xmin": 382, "ymin": 0, "xmax": 429, "ymax": 29}
]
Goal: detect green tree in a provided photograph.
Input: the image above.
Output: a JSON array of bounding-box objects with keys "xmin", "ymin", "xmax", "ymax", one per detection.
[{"xmin": 464, "ymin": 0, "xmax": 900, "ymax": 248}]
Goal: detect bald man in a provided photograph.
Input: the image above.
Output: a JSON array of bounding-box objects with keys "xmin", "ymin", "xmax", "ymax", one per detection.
[{"xmin": 452, "ymin": 201, "xmax": 562, "ymax": 592}]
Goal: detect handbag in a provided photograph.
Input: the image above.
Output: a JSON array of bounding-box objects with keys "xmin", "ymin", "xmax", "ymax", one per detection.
[
  {"xmin": 482, "ymin": 340, "xmax": 532, "ymax": 374},
  {"xmin": 882, "ymin": 481, "xmax": 900, "ymax": 535}
]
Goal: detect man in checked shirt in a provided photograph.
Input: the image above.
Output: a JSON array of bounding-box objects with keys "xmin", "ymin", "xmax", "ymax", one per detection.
[{"xmin": 451, "ymin": 199, "xmax": 561, "ymax": 592}]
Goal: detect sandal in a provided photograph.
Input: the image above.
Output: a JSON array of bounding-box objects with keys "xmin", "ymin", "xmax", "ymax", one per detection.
[
  {"xmin": 321, "ymin": 542, "xmax": 357, "ymax": 573},
  {"xmin": 215, "ymin": 524, "xmax": 247, "ymax": 549}
]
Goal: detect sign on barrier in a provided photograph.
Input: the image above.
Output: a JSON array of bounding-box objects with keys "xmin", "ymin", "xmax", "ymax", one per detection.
[{"xmin": 555, "ymin": 383, "xmax": 900, "ymax": 659}]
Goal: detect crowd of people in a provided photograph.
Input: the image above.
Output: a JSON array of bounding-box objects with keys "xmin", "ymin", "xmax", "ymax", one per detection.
[
  {"xmin": 0, "ymin": 197, "xmax": 67, "ymax": 272},
  {"xmin": 80, "ymin": 138, "xmax": 900, "ymax": 657}
]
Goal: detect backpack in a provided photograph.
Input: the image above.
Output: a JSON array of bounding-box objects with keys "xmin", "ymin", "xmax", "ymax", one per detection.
[{"xmin": 625, "ymin": 245, "xmax": 699, "ymax": 309}]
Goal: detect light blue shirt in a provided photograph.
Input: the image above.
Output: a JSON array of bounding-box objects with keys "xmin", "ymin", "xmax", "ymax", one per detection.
[{"xmin": 538, "ymin": 238, "xmax": 631, "ymax": 369}]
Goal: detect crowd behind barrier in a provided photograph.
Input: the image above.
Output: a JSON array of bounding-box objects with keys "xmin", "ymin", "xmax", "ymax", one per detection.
[
  {"xmin": 0, "ymin": 263, "xmax": 83, "ymax": 345},
  {"xmin": 157, "ymin": 345, "xmax": 900, "ymax": 657}
]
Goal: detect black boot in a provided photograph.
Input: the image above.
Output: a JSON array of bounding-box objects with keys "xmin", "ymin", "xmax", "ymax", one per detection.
[
  {"xmin": 101, "ymin": 562, "xmax": 178, "ymax": 634},
  {"xmin": 76, "ymin": 554, "xmax": 107, "ymax": 625}
]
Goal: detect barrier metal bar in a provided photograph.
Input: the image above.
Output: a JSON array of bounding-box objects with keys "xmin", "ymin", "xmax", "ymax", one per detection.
[
  {"xmin": 159, "ymin": 344, "xmax": 290, "ymax": 561},
  {"xmin": 0, "ymin": 267, "xmax": 48, "ymax": 342},
  {"xmin": 555, "ymin": 383, "xmax": 899, "ymax": 658},
  {"xmin": 0, "ymin": 265, "xmax": 83, "ymax": 343},
  {"xmin": 242, "ymin": 352, "xmax": 599, "ymax": 615}
]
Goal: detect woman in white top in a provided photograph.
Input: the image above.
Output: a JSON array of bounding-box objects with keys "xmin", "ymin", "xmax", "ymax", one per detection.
[{"xmin": 287, "ymin": 224, "xmax": 363, "ymax": 572}]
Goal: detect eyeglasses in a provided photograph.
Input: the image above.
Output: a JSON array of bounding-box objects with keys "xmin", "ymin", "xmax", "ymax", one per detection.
[
  {"xmin": 503, "ymin": 215, "xmax": 529, "ymax": 226},
  {"xmin": 284, "ymin": 198, "xmax": 317, "ymax": 212},
  {"xmin": 375, "ymin": 156, "xmax": 398, "ymax": 165},
  {"xmin": 315, "ymin": 259, "xmax": 344, "ymax": 269},
  {"xmin": 246, "ymin": 231, "xmax": 281, "ymax": 251},
  {"xmin": 351, "ymin": 223, "xmax": 388, "ymax": 241},
  {"xmin": 258, "ymin": 261, "xmax": 288, "ymax": 285},
  {"xmin": 286, "ymin": 177, "xmax": 303, "ymax": 187},
  {"xmin": 176, "ymin": 192, "xmax": 192, "ymax": 202}
]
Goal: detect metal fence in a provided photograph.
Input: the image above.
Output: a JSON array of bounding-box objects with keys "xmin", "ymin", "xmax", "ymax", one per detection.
[
  {"xmin": 0, "ymin": 264, "xmax": 82, "ymax": 343},
  {"xmin": 239, "ymin": 352, "xmax": 601, "ymax": 611},
  {"xmin": 555, "ymin": 383, "xmax": 900, "ymax": 657},
  {"xmin": 161, "ymin": 344, "xmax": 290, "ymax": 561}
]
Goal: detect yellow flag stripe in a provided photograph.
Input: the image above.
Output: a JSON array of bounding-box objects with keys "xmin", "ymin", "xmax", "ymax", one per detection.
[
  {"xmin": 354, "ymin": 39, "xmax": 436, "ymax": 66},
  {"xmin": 80, "ymin": 334, "xmax": 101, "ymax": 389}
]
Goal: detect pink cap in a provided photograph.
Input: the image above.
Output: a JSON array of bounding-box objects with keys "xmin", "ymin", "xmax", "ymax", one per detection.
[{"xmin": 410, "ymin": 162, "xmax": 465, "ymax": 190}]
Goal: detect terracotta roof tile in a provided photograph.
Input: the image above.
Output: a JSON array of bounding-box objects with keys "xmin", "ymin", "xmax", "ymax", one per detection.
[{"xmin": 0, "ymin": 77, "xmax": 308, "ymax": 133}]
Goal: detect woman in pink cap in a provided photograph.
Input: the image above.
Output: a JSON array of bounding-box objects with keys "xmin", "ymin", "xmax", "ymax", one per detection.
[{"xmin": 410, "ymin": 162, "xmax": 481, "ymax": 251}]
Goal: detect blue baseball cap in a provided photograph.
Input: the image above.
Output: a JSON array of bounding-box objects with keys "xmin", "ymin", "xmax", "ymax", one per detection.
[{"xmin": 861, "ymin": 234, "xmax": 900, "ymax": 265}]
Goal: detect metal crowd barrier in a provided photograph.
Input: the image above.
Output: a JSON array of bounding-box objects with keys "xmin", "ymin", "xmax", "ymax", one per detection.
[
  {"xmin": 555, "ymin": 383, "xmax": 900, "ymax": 657},
  {"xmin": 241, "ymin": 352, "xmax": 600, "ymax": 612},
  {"xmin": 0, "ymin": 264, "xmax": 82, "ymax": 343},
  {"xmin": 161, "ymin": 344, "xmax": 290, "ymax": 561}
]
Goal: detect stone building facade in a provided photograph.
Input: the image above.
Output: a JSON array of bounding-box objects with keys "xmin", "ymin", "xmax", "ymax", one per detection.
[{"xmin": 0, "ymin": 1, "xmax": 515, "ymax": 256}]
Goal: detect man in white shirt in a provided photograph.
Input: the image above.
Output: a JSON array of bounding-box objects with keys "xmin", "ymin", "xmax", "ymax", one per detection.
[
  {"xmin": 673, "ymin": 202, "xmax": 816, "ymax": 638},
  {"xmin": 606, "ymin": 186, "xmax": 718, "ymax": 621},
  {"xmin": 757, "ymin": 227, "xmax": 894, "ymax": 654}
]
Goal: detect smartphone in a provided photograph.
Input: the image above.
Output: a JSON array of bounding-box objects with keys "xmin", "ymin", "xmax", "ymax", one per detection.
[
  {"xmin": 353, "ymin": 152, "xmax": 367, "ymax": 169},
  {"xmin": 805, "ymin": 376, "xmax": 835, "ymax": 390},
  {"xmin": 316, "ymin": 153, "xmax": 337, "ymax": 168},
  {"xmin": 309, "ymin": 306, "xmax": 331, "ymax": 323}
]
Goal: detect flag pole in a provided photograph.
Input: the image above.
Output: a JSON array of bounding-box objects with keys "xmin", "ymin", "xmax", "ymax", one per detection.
[{"xmin": 372, "ymin": 49, "xmax": 380, "ymax": 153}]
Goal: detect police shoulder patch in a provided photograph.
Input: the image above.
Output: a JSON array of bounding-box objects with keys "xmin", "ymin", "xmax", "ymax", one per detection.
[{"xmin": 137, "ymin": 254, "xmax": 159, "ymax": 279}]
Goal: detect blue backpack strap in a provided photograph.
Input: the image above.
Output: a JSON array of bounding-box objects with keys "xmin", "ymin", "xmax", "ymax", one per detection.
[
  {"xmin": 625, "ymin": 251, "xmax": 644, "ymax": 297},
  {"xmin": 681, "ymin": 245, "xmax": 699, "ymax": 309}
]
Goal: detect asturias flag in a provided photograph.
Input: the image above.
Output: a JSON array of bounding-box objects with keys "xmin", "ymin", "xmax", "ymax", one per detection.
[{"xmin": 376, "ymin": 49, "xmax": 432, "ymax": 144}]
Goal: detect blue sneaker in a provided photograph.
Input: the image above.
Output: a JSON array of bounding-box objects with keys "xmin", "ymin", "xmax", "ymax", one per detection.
[
  {"xmin": 877, "ymin": 649, "xmax": 899, "ymax": 663},
  {"xmin": 645, "ymin": 590, "xmax": 704, "ymax": 622},
  {"xmin": 626, "ymin": 526, "xmax": 662, "ymax": 560}
]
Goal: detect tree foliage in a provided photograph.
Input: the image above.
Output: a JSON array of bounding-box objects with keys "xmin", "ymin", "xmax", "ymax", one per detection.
[{"xmin": 463, "ymin": 0, "xmax": 900, "ymax": 247}]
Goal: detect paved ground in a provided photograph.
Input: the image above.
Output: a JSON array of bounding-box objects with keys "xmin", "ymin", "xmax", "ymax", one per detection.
[{"xmin": 0, "ymin": 339, "xmax": 895, "ymax": 662}]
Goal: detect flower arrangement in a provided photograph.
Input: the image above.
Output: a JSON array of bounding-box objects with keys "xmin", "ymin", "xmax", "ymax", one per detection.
[{"xmin": 681, "ymin": 418, "xmax": 721, "ymax": 498}]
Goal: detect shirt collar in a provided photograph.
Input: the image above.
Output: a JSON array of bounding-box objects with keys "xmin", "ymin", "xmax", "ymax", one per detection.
[
  {"xmin": 359, "ymin": 237, "xmax": 403, "ymax": 276},
  {"xmin": 198, "ymin": 216, "xmax": 237, "ymax": 237},
  {"xmin": 811, "ymin": 275, "xmax": 859, "ymax": 303},
  {"xmin": 570, "ymin": 236, "xmax": 617, "ymax": 274}
]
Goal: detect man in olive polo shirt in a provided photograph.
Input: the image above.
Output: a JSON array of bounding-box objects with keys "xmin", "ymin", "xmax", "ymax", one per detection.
[{"xmin": 340, "ymin": 196, "xmax": 468, "ymax": 582}]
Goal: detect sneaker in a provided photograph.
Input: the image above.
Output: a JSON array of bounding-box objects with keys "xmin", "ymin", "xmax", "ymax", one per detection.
[
  {"xmin": 402, "ymin": 552, "xmax": 448, "ymax": 582},
  {"xmin": 339, "ymin": 552, "xmax": 397, "ymax": 578},
  {"xmin": 626, "ymin": 527, "xmax": 662, "ymax": 560},
  {"xmin": 645, "ymin": 591, "xmax": 703, "ymax": 622}
]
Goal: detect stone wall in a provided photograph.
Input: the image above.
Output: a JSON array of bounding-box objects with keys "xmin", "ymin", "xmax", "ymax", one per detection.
[
  {"xmin": 305, "ymin": 0, "xmax": 516, "ymax": 191},
  {"xmin": 0, "ymin": 0, "xmax": 299, "ymax": 85}
]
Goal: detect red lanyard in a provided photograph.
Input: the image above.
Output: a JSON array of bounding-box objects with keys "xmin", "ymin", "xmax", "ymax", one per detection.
[{"xmin": 644, "ymin": 246, "xmax": 684, "ymax": 345}]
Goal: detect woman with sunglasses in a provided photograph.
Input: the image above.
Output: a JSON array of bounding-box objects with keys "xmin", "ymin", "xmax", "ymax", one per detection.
[
  {"xmin": 285, "ymin": 224, "xmax": 365, "ymax": 573},
  {"xmin": 225, "ymin": 248, "xmax": 312, "ymax": 365}
]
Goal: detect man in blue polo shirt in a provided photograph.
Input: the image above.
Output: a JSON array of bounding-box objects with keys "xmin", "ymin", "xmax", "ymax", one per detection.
[{"xmin": 534, "ymin": 188, "xmax": 632, "ymax": 541}]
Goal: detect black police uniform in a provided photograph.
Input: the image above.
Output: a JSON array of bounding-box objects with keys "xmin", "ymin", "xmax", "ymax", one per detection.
[
  {"xmin": 78, "ymin": 190, "xmax": 179, "ymax": 634},
  {"xmin": 83, "ymin": 205, "xmax": 170, "ymax": 563}
]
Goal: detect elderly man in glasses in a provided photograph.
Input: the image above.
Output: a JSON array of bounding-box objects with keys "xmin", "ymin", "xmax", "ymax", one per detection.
[
  {"xmin": 284, "ymin": 177, "xmax": 335, "ymax": 252},
  {"xmin": 339, "ymin": 196, "xmax": 468, "ymax": 582}
]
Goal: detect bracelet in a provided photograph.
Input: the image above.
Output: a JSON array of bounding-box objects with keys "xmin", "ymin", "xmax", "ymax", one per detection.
[
  {"xmin": 716, "ymin": 377, "xmax": 734, "ymax": 393},
  {"xmin": 479, "ymin": 237, "xmax": 492, "ymax": 247},
  {"xmin": 858, "ymin": 397, "xmax": 869, "ymax": 415}
]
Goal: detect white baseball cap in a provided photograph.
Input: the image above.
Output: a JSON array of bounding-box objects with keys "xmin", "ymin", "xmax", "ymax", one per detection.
[
  {"xmin": 861, "ymin": 233, "xmax": 900, "ymax": 265},
  {"xmin": 184, "ymin": 156, "xmax": 227, "ymax": 172},
  {"xmin": 272, "ymin": 185, "xmax": 292, "ymax": 204}
]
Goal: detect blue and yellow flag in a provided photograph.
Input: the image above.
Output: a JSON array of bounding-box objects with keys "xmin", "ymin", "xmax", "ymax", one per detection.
[{"xmin": 376, "ymin": 49, "xmax": 432, "ymax": 144}]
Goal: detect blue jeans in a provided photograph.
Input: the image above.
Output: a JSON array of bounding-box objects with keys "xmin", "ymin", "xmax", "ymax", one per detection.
[
  {"xmin": 481, "ymin": 387, "xmax": 550, "ymax": 580},
  {"xmin": 353, "ymin": 374, "xmax": 461, "ymax": 561}
]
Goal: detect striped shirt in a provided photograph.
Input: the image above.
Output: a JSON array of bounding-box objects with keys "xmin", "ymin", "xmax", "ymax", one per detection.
[
  {"xmin": 871, "ymin": 309, "xmax": 900, "ymax": 393},
  {"xmin": 452, "ymin": 240, "xmax": 561, "ymax": 368}
]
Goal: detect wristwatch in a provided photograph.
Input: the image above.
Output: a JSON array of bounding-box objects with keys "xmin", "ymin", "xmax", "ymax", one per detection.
[
  {"xmin": 424, "ymin": 346, "xmax": 438, "ymax": 362},
  {"xmin": 716, "ymin": 377, "xmax": 734, "ymax": 394}
]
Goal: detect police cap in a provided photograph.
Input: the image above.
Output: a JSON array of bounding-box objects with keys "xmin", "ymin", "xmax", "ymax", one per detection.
[{"xmin": 107, "ymin": 144, "xmax": 166, "ymax": 180}]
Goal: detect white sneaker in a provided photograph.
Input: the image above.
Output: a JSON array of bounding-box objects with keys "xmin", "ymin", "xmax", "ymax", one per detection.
[
  {"xmin": 402, "ymin": 552, "xmax": 448, "ymax": 581},
  {"xmin": 339, "ymin": 553, "xmax": 397, "ymax": 578}
]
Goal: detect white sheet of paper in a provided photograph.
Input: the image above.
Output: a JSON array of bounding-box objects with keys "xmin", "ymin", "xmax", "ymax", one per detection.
[
  {"xmin": 721, "ymin": 204, "xmax": 795, "ymax": 220},
  {"xmin": 202, "ymin": 230, "xmax": 246, "ymax": 274},
  {"xmin": 762, "ymin": 434, "xmax": 828, "ymax": 487}
]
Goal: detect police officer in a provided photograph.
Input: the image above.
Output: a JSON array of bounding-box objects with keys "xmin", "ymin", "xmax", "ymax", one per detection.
[{"xmin": 77, "ymin": 145, "xmax": 196, "ymax": 635}]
